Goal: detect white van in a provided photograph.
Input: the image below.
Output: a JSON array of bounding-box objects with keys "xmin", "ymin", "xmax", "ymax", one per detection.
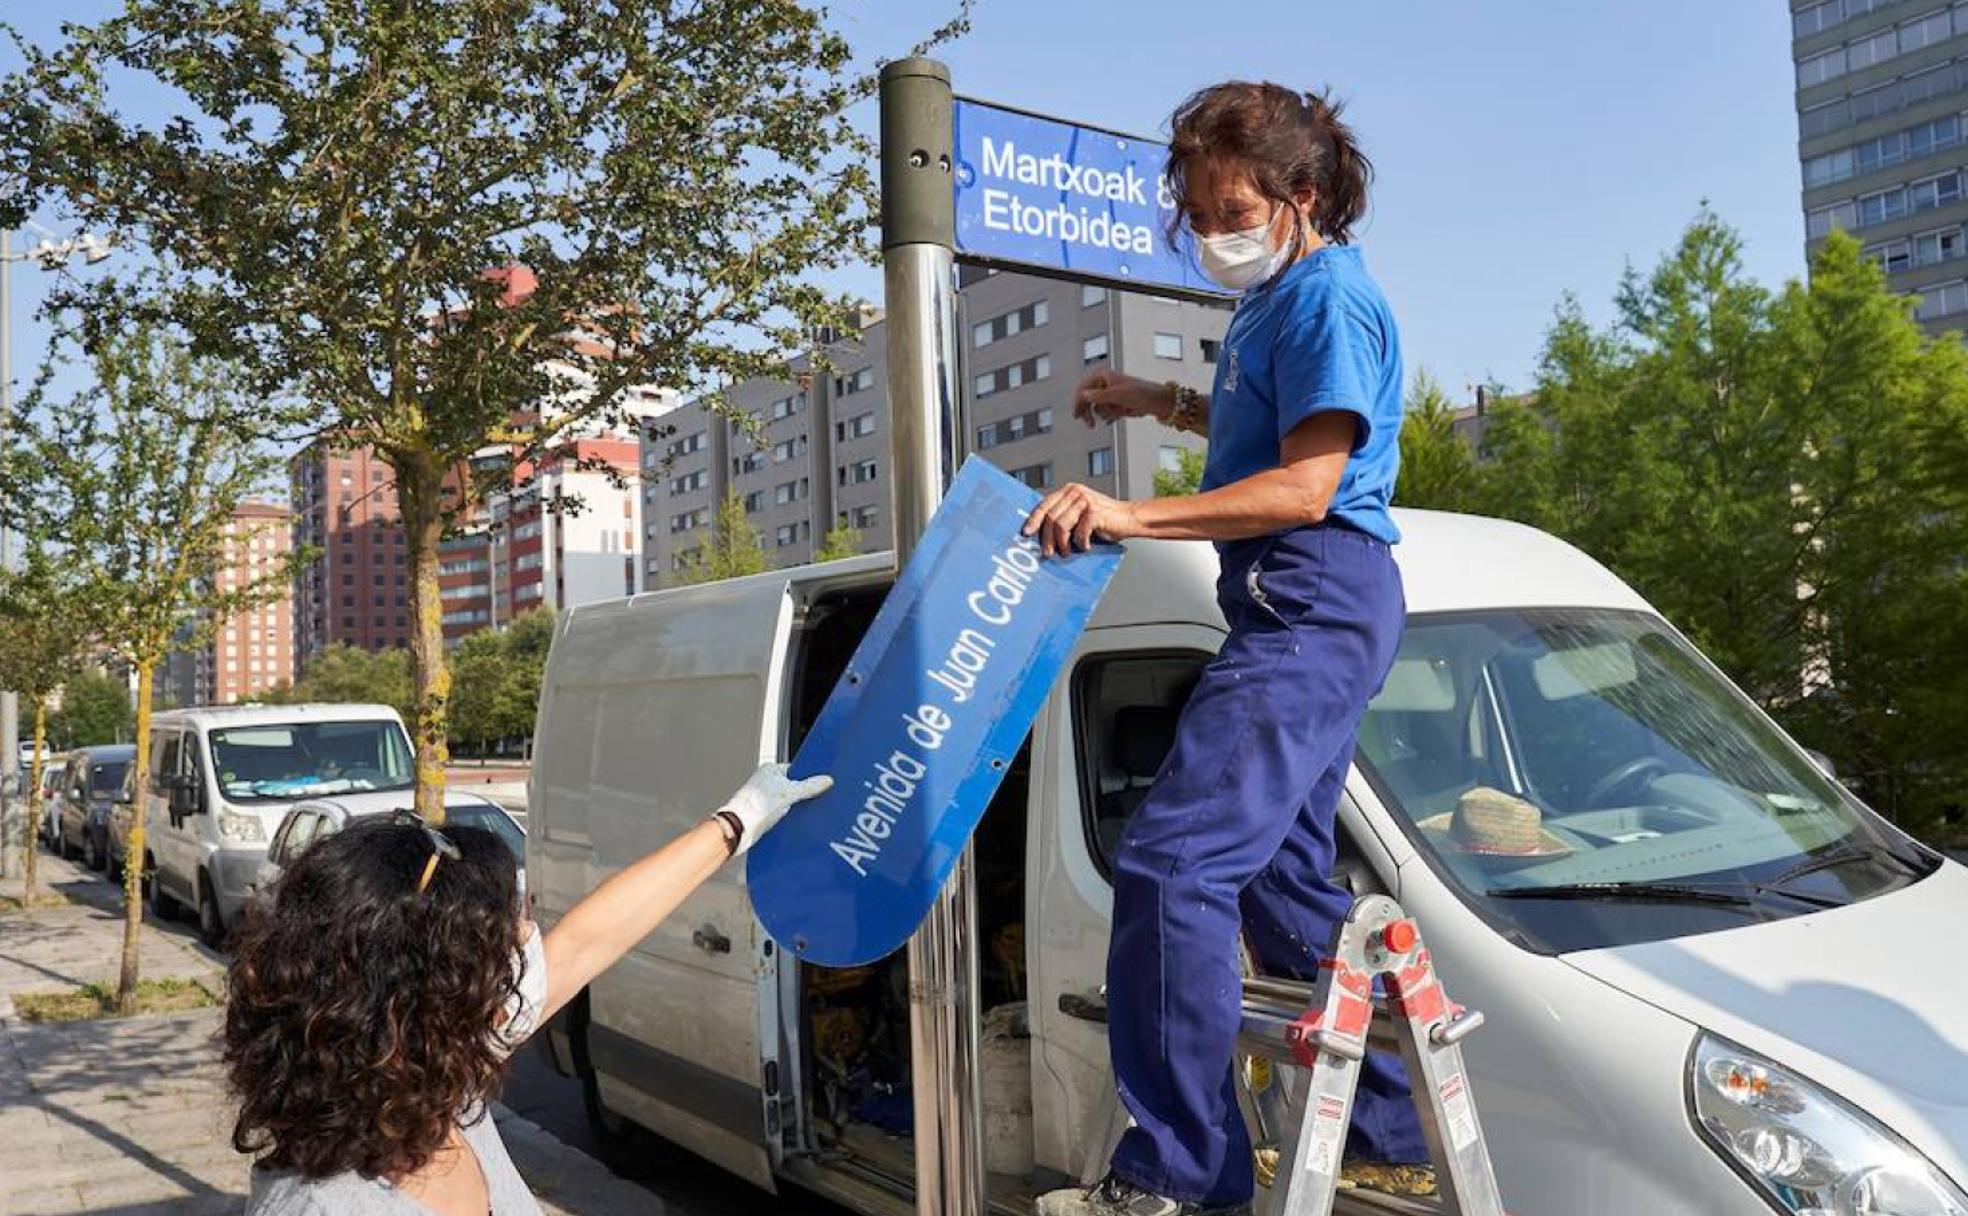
[
  {"xmin": 528, "ymin": 512, "xmax": 1967, "ymax": 1216},
  {"xmin": 143, "ymin": 703, "xmax": 501, "ymax": 945}
]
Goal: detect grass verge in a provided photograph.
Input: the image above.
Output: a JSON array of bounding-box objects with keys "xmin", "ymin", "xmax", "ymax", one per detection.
[{"xmin": 13, "ymin": 978, "xmax": 218, "ymax": 1023}]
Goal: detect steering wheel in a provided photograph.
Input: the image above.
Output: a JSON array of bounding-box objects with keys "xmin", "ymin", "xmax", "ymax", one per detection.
[{"xmin": 1585, "ymin": 756, "xmax": 1670, "ymax": 808}]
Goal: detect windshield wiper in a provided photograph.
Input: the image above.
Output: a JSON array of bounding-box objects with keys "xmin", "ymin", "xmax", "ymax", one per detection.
[
  {"xmin": 1486, "ymin": 881, "xmax": 1760, "ymax": 907},
  {"xmin": 1763, "ymin": 839, "xmax": 1926, "ymax": 889}
]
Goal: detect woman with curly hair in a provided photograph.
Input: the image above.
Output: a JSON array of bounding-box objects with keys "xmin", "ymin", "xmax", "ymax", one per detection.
[{"xmin": 224, "ymin": 763, "xmax": 830, "ymax": 1215}]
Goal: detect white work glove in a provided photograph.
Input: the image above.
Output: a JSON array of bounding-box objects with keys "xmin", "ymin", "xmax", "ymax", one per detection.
[{"xmin": 718, "ymin": 762, "xmax": 834, "ymax": 855}]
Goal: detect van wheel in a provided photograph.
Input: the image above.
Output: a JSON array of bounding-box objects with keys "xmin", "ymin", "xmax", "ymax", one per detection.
[
  {"xmin": 196, "ymin": 875, "xmax": 227, "ymax": 949},
  {"xmin": 148, "ymin": 857, "xmax": 181, "ymax": 921},
  {"xmin": 57, "ymin": 829, "xmax": 76, "ymax": 862},
  {"xmin": 580, "ymin": 1065, "xmax": 665, "ymax": 1180}
]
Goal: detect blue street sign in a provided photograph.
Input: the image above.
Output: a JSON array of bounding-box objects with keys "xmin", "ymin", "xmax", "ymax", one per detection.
[
  {"xmin": 952, "ymin": 98, "xmax": 1223, "ymax": 298},
  {"xmin": 748, "ymin": 457, "xmax": 1122, "ymax": 967}
]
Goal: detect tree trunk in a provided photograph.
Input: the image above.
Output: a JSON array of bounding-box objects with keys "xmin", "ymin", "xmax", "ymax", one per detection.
[
  {"xmin": 116, "ymin": 661, "xmax": 153, "ymax": 1015},
  {"xmin": 398, "ymin": 448, "xmax": 452, "ymax": 824},
  {"xmin": 24, "ymin": 699, "xmax": 45, "ymax": 903}
]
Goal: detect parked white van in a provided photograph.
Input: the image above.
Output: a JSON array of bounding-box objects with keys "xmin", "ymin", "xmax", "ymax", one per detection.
[
  {"xmin": 528, "ymin": 512, "xmax": 1966, "ymax": 1216},
  {"xmin": 143, "ymin": 703, "xmax": 504, "ymax": 945}
]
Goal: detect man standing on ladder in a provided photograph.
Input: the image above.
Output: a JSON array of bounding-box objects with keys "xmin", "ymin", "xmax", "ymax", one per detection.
[{"xmin": 1025, "ymin": 81, "xmax": 1424, "ymax": 1216}]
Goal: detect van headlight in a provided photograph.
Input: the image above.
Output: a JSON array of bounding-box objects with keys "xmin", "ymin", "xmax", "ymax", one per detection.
[
  {"xmin": 217, "ymin": 812, "xmax": 265, "ymax": 843},
  {"xmin": 1692, "ymin": 1034, "xmax": 1968, "ymax": 1215}
]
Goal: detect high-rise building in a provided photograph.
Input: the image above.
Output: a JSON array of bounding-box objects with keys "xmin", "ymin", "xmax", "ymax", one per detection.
[
  {"xmin": 440, "ymin": 437, "xmax": 644, "ymax": 640},
  {"xmin": 638, "ymin": 271, "xmax": 1230, "ymax": 587},
  {"xmin": 1795, "ymin": 0, "xmax": 1968, "ymax": 332},
  {"xmin": 291, "ymin": 445, "xmax": 411, "ymax": 664},
  {"xmin": 182, "ymin": 501, "xmax": 296, "ymax": 705}
]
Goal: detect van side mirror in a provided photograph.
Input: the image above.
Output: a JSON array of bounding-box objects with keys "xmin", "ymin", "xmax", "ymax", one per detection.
[
  {"xmin": 166, "ymin": 773, "xmax": 205, "ymax": 817},
  {"xmin": 1803, "ymin": 748, "xmax": 1837, "ymax": 781}
]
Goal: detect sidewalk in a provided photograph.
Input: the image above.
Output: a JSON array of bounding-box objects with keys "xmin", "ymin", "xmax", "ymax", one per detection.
[{"xmin": 0, "ymin": 850, "xmax": 661, "ymax": 1216}]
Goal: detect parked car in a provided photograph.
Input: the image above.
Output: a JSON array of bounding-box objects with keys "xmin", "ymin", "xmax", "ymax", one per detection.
[
  {"xmin": 529, "ymin": 514, "xmax": 1962, "ymax": 1216},
  {"xmin": 255, "ymin": 794, "xmax": 526, "ymax": 903},
  {"xmin": 53, "ymin": 744, "xmax": 136, "ymax": 872},
  {"xmin": 36, "ymin": 754, "xmax": 69, "ymax": 849},
  {"xmin": 140, "ymin": 703, "xmax": 511, "ymax": 947}
]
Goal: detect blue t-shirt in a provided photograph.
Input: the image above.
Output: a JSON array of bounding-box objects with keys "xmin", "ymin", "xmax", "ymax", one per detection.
[{"xmin": 1198, "ymin": 245, "xmax": 1405, "ymax": 544}]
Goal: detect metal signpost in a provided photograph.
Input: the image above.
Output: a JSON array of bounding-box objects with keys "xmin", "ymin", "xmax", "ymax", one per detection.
[{"xmin": 874, "ymin": 57, "xmax": 1225, "ymax": 1216}]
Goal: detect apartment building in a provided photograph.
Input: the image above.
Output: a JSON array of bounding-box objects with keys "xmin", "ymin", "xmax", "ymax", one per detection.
[
  {"xmin": 291, "ymin": 445, "xmax": 411, "ymax": 664},
  {"xmin": 173, "ymin": 501, "xmax": 296, "ymax": 706},
  {"xmin": 440, "ymin": 437, "xmax": 643, "ymax": 640},
  {"xmin": 639, "ymin": 271, "xmax": 1230, "ymax": 587},
  {"xmin": 1795, "ymin": 0, "xmax": 1968, "ymax": 333}
]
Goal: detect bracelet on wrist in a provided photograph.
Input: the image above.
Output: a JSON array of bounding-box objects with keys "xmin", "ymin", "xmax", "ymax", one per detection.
[
  {"xmin": 1164, "ymin": 382, "xmax": 1202, "ymax": 432},
  {"xmin": 713, "ymin": 809, "xmax": 744, "ymax": 856}
]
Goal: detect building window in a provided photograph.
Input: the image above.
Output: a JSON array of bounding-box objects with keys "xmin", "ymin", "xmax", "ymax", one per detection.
[
  {"xmin": 1200, "ymin": 338, "xmax": 1222, "ymax": 364},
  {"xmin": 774, "ymin": 478, "xmax": 809, "ymax": 505},
  {"xmin": 1083, "ymin": 334, "xmax": 1109, "ymax": 364},
  {"xmin": 837, "ymin": 458, "xmax": 879, "ymax": 486},
  {"xmin": 1871, "ymin": 238, "xmax": 1915, "ymax": 273},
  {"xmin": 834, "ymin": 366, "xmax": 876, "ymax": 396},
  {"xmin": 848, "ymin": 504, "xmax": 878, "ymax": 529},
  {"xmin": 1088, "ymin": 447, "xmax": 1115, "ymax": 477},
  {"xmin": 1158, "ymin": 445, "xmax": 1186, "ymax": 473},
  {"xmin": 733, "ymin": 450, "xmax": 765, "ymax": 477},
  {"xmin": 743, "ymin": 490, "xmax": 764, "ymax": 512},
  {"xmin": 666, "ymin": 431, "xmax": 706, "ymax": 458},
  {"xmin": 1153, "ymin": 332, "xmax": 1184, "ymax": 360},
  {"xmin": 1911, "ymin": 171, "xmax": 1962, "ymax": 213},
  {"xmin": 772, "ymin": 435, "xmax": 808, "ymax": 463},
  {"xmin": 1008, "ymin": 462, "xmax": 1052, "ymax": 490},
  {"xmin": 1082, "ymin": 285, "xmax": 1107, "ymax": 307},
  {"xmin": 770, "ymin": 395, "xmax": 801, "ymax": 421},
  {"xmin": 669, "ymin": 469, "xmax": 709, "ymax": 495},
  {"xmin": 973, "ymin": 299, "xmax": 1051, "ymax": 348},
  {"xmin": 835, "ymin": 411, "xmax": 877, "ymax": 442},
  {"xmin": 1916, "ymin": 226, "xmax": 1964, "ymax": 265},
  {"xmin": 1917, "ymin": 277, "xmax": 1968, "ymax": 318},
  {"xmin": 974, "ymin": 354, "xmax": 1052, "ymax": 399},
  {"xmin": 669, "ymin": 509, "xmax": 708, "ymax": 534},
  {"xmin": 976, "ymin": 407, "xmax": 1055, "ymax": 451}
]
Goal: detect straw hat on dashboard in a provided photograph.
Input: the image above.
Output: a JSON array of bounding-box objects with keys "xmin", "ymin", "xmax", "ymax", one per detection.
[{"xmin": 1418, "ymin": 786, "xmax": 1572, "ymax": 859}]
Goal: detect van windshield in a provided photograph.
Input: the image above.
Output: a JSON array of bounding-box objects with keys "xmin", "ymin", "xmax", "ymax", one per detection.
[
  {"xmin": 209, "ymin": 721, "xmax": 415, "ymax": 803},
  {"xmin": 89, "ymin": 761, "xmax": 130, "ymax": 797},
  {"xmin": 1355, "ymin": 609, "xmax": 1934, "ymax": 953}
]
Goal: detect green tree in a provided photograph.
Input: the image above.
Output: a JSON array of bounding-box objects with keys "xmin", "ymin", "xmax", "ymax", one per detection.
[
  {"xmin": 1153, "ymin": 447, "xmax": 1208, "ymax": 498},
  {"xmin": 0, "ymin": 322, "xmax": 290, "ymax": 1011},
  {"xmin": 449, "ymin": 608, "xmax": 554, "ymax": 754},
  {"xmin": 676, "ymin": 490, "xmax": 768, "ymax": 585},
  {"xmin": 1392, "ymin": 370, "xmax": 1479, "ymax": 510},
  {"xmin": 47, "ymin": 671, "xmax": 131, "ymax": 751},
  {"xmin": 814, "ymin": 521, "xmax": 863, "ymax": 563},
  {"xmin": 288, "ymin": 645, "xmax": 415, "ymax": 722},
  {"xmin": 0, "ymin": 558, "xmax": 91, "ymax": 902},
  {"xmin": 0, "ymin": 0, "xmax": 962, "ymax": 821},
  {"xmin": 1469, "ymin": 215, "xmax": 1968, "ymax": 834}
]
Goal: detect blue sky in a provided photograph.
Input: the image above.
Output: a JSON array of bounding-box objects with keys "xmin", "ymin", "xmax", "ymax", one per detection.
[{"xmin": 3, "ymin": 0, "xmax": 1805, "ymax": 402}]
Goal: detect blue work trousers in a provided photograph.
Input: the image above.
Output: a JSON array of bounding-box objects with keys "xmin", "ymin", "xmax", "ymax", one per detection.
[{"xmin": 1106, "ymin": 523, "xmax": 1422, "ymax": 1206}]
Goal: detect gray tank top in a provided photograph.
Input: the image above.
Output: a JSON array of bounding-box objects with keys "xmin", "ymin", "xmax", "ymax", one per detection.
[{"xmin": 244, "ymin": 1106, "xmax": 543, "ymax": 1216}]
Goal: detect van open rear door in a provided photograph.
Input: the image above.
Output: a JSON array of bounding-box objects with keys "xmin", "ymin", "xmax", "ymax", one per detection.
[{"xmin": 533, "ymin": 572, "xmax": 799, "ymax": 1189}]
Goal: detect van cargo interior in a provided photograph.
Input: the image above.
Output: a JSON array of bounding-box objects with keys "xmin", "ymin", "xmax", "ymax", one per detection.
[{"xmin": 789, "ymin": 588, "xmax": 1037, "ymax": 1204}]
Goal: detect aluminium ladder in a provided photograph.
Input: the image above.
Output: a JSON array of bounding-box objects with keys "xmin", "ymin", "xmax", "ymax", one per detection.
[{"xmin": 1067, "ymin": 894, "xmax": 1508, "ymax": 1216}]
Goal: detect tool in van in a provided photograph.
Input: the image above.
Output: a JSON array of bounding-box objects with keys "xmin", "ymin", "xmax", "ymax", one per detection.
[{"xmin": 1069, "ymin": 895, "xmax": 1507, "ymax": 1216}]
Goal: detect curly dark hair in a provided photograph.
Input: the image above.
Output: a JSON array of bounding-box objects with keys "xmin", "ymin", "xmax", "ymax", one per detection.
[{"xmin": 224, "ymin": 815, "xmax": 524, "ymax": 1180}]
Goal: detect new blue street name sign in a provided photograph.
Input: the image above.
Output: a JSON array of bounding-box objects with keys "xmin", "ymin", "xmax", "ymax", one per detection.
[
  {"xmin": 748, "ymin": 456, "xmax": 1122, "ymax": 967},
  {"xmin": 952, "ymin": 97, "xmax": 1225, "ymax": 299}
]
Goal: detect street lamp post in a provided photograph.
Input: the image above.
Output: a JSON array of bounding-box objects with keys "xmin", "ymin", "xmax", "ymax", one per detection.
[{"xmin": 0, "ymin": 225, "xmax": 112, "ymax": 878}]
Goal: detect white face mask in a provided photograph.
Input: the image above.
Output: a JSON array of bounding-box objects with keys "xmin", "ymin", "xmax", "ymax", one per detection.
[
  {"xmin": 494, "ymin": 923, "xmax": 548, "ymax": 1056},
  {"xmin": 1196, "ymin": 206, "xmax": 1296, "ymax": 292}
]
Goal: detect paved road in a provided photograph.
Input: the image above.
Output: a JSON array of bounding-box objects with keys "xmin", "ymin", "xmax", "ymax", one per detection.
[{"xmin": 500, "ymin": 1046, "xmax": 858, "ymax": 1216}]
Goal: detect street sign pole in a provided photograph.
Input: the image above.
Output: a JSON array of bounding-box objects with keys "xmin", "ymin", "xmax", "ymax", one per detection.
[{"xmin": 879, "ymin": 57, "xmax": 986, "ymax": 1216}]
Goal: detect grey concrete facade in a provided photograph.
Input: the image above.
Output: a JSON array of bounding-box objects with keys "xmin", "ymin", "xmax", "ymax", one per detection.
[
  {"xmin": 1795, "ymin": 0, "xmax": 1968, "ymax": 335},
  {"xmin": 638, "ymin": 271, "xmax": 1230, "ymax": 587}
]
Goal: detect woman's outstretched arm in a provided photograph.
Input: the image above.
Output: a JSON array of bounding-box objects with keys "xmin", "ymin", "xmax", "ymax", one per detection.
[{"xmin": 538, "ymin": 763, "xmax": 831, "ymax": 1022}]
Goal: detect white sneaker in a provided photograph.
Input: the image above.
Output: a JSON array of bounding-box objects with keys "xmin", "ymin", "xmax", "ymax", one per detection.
[{"xmin": 1035, "ymin": 1173, "xmax": 1252, "ymax": 1216}]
